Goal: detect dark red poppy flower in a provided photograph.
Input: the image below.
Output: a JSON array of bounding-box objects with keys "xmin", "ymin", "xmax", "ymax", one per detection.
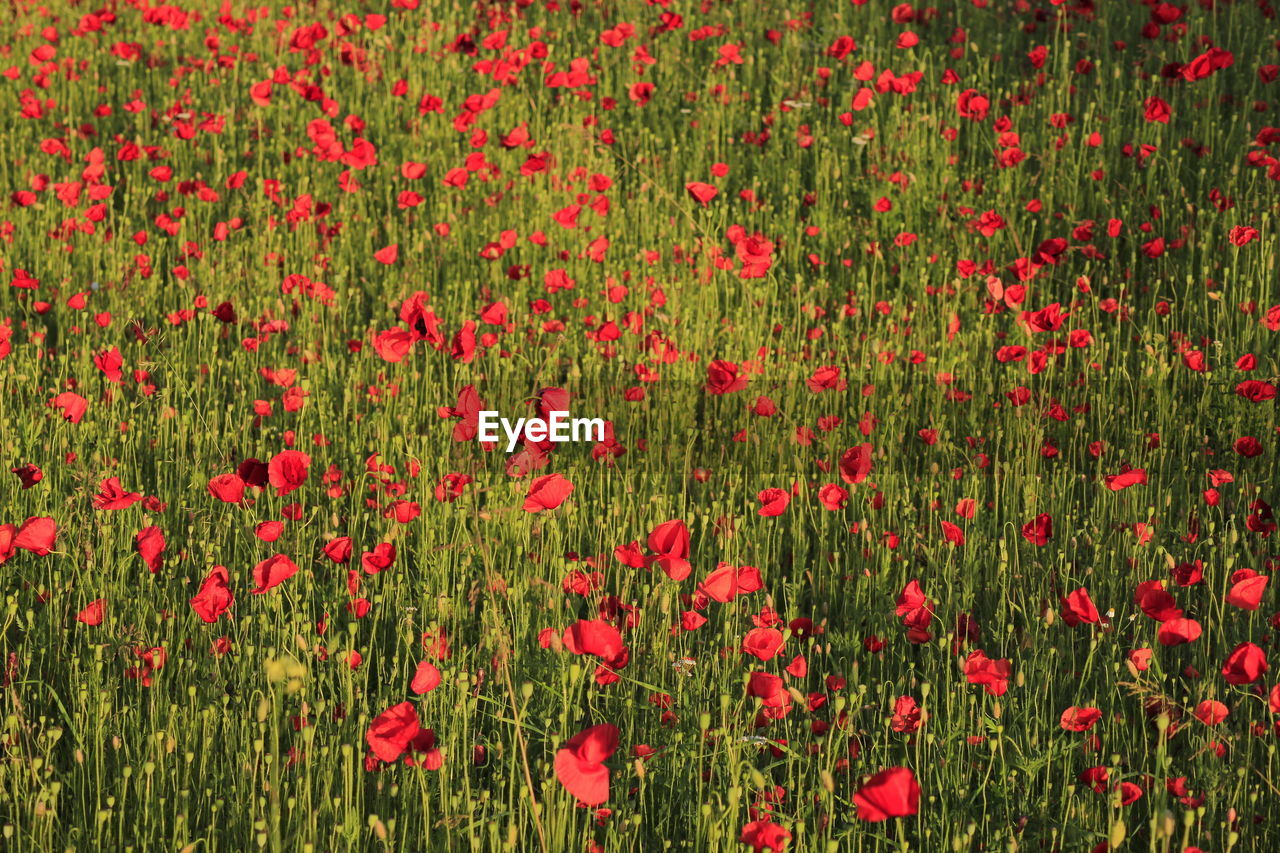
[
  {"xmin": 12, "ymin": 464, "xmax": 42, "ymax": 489},
  {"xmin": 706, "ymin": 360, "xmax": 748, "ymax": 395},
  {"xmin": 1134, "ymin": 580, "xmax": 1182, "ymax": 622},
  {"xmin": 1236, "ymin": 380, "xmax": 1276, "ymax": 402},
  {"xmin": 1021, "ymin": 513, "xmax": 1052, "ymax": 546}
]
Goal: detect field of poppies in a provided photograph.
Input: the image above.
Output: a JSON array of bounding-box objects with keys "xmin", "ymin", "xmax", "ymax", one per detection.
[{"xmin": 2, "ymin": 0, "xmax": 1279, "ymax": 850}]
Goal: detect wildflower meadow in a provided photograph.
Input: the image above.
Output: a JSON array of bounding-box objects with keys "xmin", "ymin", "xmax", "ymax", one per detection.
[{"xmin": 1, "ymin": 0, "xmax": 1279, "ymax": 851}]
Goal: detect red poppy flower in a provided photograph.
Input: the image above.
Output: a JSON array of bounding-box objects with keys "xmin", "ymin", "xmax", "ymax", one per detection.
[
  {"xmin": 523, "ymin": 473, "xmax": 574, "ymax": 512},
  {"xmin": 268, "ymin": 450, "xmax": 310, "ymax": 496},
  {"xmin": 757, "ymin": 487, "xmax": 790, "ymax": 516},
  {"xmin": 190, "ymin": 566, "xmax": 234, "ymax": 623},
  {"xmin": 135, "ymin": 525, "xmax": 165, "ymax": 573},
  {"xmin": 746, "ymin": 671, "xmax": 791, "ymax": 711},
  {"xmin": 685, "ymin": 182, "xmax": 718, "ymax": 206},
  {"xmin": 366, "ymin": 701, "xmax": 422, "ymax": 763},
  {"xmin": 554, "ymin": 723, "xmax": 618, "ymax": 805},
  {"xmin": 208, "ymin": 473, "xmax": 246, "ymax": 503},
  {"xmin": 1236, "ymin": 380, "xmax": 1276, "ymax": 402},
  {"xmin": 1157, "ymin": 617, "xmax": 1202, "ymax": 646},
  {"xmin": 706, "ymin": 360, "xmax": 748, "ymax": 395},
  {"xmin": 1221, "ymin": 642, "xmax": 1268, "ymax": 685},
  {"xmin": 699, "ymin": 563, "xmax": 763, "ymax": 603},
  {"xmin": 1134, "ymin": 580, "xmax": 1182, "ymax": 622},
  {"xmin": 563, "ymin": 619, "xmax": 627, "ymax": 666},
  {"xmin": 11, "ymin": 464, "xmax": 42, "ymax": 489},
  {"xmin": 372, "ymin": 327, "xmax": 414, "ymax": 363},
  {"xmin": 818, "ymin": 484, "xmax": 849, "ymax": 510},
  {"xmin": 1060, "ymin": 706, "xmax": 1102, "ymax": 732},
  {"xmin": 50, "ymin": 392, "xmax": 88, "ymax": 423},
  {"xmin": 14, "ymin": 517, "xmax": 57, "ymax": 555},
  {"xmin": 77, "ymin": 599, "xmax": 106, "ymax": 626},
  {"xmin": 838, "ymin": 444, "xmax": 873, "ymax": 484},
  {"xmin": 361, "ymin": 543, "xmax": 397, "ymax": 575},
  {"xmin": 1225, "ymin": 571, "xmax": 1268, "ymax": 610},
  {"xmin": 1079, "ymin": 765, "xmax": 1109, "ymax": 793},
  {"xmin": 411, "ymin": 661, "xmax": 442, "ymax": 694},
  {"xmin": 1021, "ymin": 513, "xmax": 1053, "ymax": 546},
  {"xmin": 255, "ymin": 521, "xmax": 284, "ymax": 542},
  {"xmin": 251, "ymin": 554, "xmax": 300, "ymax": 594},
  {"xmin": 891, "ymin": 696, "xmax": 921, "ymax": 733},
  {"xmin": 1193, "ymin": 700, "xmax": 1228, "ymax": 726},
  {"xmin": 742, "ymin": 627, "xmax": 785, "ymax": 661},
  {"xmin": 963, "ymin": 649, "xmax": 1011, "ymax": 696},
  {"xmin": 1143, "ymin": 96, "xmax": 1171, "ymax": 124},
  {"xmin": 1234, "ymin": 436, "xmax": 1263, "ymax": 457},
  {"xmin": 1060, "ymin": 588, "xmax": 1101, "ymax": 627},
  {"xmin": 323, "ymin": 536, "xmax": 353, "ymax": 564},
  {"xmin": 956, "ymin": 89, "xmax": 990, "ymax": 121},
  {"xmin": 1229, "ymin": 225, "xmax": 1260, "ymax": 247},
  {"xmin": 1104, "ymin": 468, "xmax": 1147, "ymax": 491},
  {"xmin": 853, "ymin": 766, "xmax": 920, "ymax": 821},
  {"xmin": 647, "ymin": 519, "xmax": 689, "ymax": 559},
  {"xmin": 939, "ymin": 520, "xmax": 965, "ymax": 546},
  {"xmin": 681, "ymin": 611, "xmax": 707, "ymax": 631},
  {"xmin": 739, "ymin": 820, "xmax": 792, "ymax": 852},
  {"xmin": 94, "ymin": 477, "xmax": 142, "ymax": 510}
]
